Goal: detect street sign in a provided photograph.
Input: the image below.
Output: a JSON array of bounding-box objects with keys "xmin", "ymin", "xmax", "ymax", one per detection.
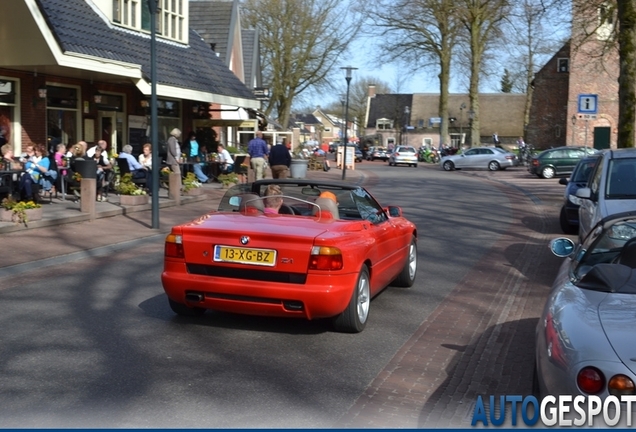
[
  {"xmin": 429, "ymin": 117, "xmax": 442, "ymax": 126},
  {"xmin": 578, "ymin": 94, "xmax": 598, "ymax": 114},
  {"xmin": 578, "ymin": 114, "xmax": 597, "ymax": 120}
]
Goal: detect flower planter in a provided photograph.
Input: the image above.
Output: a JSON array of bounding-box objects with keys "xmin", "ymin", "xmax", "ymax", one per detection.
[
  {"xmin": 119, "ymin": 194, "xmax": 149, "ymax": 206},
  {"xmin": 1, "ymin": 207, "xmax": 43, "ymax": 223},
  {"xmin": 183, "ymin": 187, "xmax": 204, "ymax": 196}
]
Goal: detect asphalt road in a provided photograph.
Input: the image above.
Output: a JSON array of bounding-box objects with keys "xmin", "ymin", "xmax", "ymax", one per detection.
[{"xmin": 0, "ymin": 162, "xmax": 567, "ymax": 428}]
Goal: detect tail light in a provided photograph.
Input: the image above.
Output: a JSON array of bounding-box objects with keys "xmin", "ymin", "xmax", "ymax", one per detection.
[
  {"xmin": 577, "ymin": 367, "xmax": 605, "ymax": 394},
  {"xmin": 506, "ymin": 156, "xmax": 515, "ymax": 160},
  {"xmin": 309, "ymin": 246, "xmax": 343, "ymax": 270},
  {"xmin": 608, "ymin": 375, "xmax": 636, "ymax": 396},
  {"xmin": 532, "ymin": 159, "xmax": 539, "ymax": 167},
  {"xmin": 165, "ymin": 233, "xmax": 185, "ymax": 259}
]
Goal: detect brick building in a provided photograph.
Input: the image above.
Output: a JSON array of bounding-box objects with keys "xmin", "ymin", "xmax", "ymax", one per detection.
[{"xmin": 528, "ymin": 5, "xmax": 618, "ymax": 151}]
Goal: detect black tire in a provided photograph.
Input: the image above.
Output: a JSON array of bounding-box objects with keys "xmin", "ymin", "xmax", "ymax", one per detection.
[
  {"xmin": 413, "ymin": 164, "xmax": 418, "ymax": 168},
  {"xmin": 488, "ymin": 160, "xmax": 500, "ymax": 171},
  {"xmin": 391, "ymin": 237, "xmax": 417, "ymax": 287},
  {"xmin": 442, "ymin": 160, "xmax": 454, "ymax": 171},
  {"xmin": 169, "ymin": 298, "xmax": 206, "ymax": 317},
  {"xmin": 559, "ymin": 206, "xmax": 577, "ymax": 234},
  {"xmin": 541, "ymin": 166, "xmax": 556, "ymax": 179},
  {"xmin": 333, "ymin": 265, "xmax": 370, "ymax": 333}
]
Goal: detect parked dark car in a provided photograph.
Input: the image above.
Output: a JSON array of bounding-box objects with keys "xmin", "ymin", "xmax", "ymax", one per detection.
[
  {"xmin": 328, "ymin": 142, "xmax": 340, "ymax": 153},
  {"xmin": 528, "ymin": 146, "xmax": 598, "ymax": 179},
  {"xmin": 558, "ymin": 154, "xmax": 600, "ymax": 234},
  {"xmin": 355, "ymin": 148, "xmax": 363, "ymax": 163}
]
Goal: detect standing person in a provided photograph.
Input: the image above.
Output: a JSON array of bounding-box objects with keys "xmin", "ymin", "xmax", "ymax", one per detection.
[
  {"xmin": 183, "ymin": 132, "xmax": 209, "ymax": 183},
  {"xmin": 268, "ymin": 139, "xmax": 291, "ymax": 179},
  {"xmin": 166, "ymin": 128, "xmax": 182, "ymax": 174},
  {"xmin": 217, "ymin": 144, "xmax": 234, "ymax": 174},
  {"xmin": 493, "ymin": 132, "xmax": 501, "ymax": 146},
  {"xmin": 248, "ymin": 131, "xmax": 269, "ymax": 180}
]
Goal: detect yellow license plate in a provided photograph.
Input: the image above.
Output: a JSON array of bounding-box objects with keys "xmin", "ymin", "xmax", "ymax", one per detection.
[{"xmin": 213, "ymin": 245, "xmax": 276, "ymax": 266}]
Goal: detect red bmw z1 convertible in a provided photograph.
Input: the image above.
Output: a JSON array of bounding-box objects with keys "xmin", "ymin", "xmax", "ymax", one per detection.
[{"xmin": 161, "ymin": 179, "xmax": 418, "ymax": 333}]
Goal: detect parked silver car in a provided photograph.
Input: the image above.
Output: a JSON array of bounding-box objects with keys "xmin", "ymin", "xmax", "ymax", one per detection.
[
  {"xmin": 441, "ymin": 146, "xmax": 518, "ymax": 171},
  {"xmin": 576, "ymin": 148, "xmax": 636, "ymax": 241},
  {"xmin": 535, "ymin": 212, "xmax": 636, "ymax": 410},
  {"xmin": 388, "ymin": 146, "xmax": 418, "ymax": 167}
]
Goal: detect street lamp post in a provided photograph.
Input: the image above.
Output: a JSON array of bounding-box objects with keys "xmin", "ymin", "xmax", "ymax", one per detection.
[
  {"xmin": 404, "ymin": 106, "xmax": 410, "ymax": 146},
  {"xmin": 468, "ymin": 109, "xmax": 475, "ymax": 148},
  {"xmin": 341, "ymin": 66, "xmax": 357, "ymax": 180},
  {"xmin": 459, "ymin": 103, "xmax": 466, "ymax": 146},
  {"xmin": 148, "ymin": 0, "xmax": 159, "ymax": 229},
  {"xmin": 571, "ymin": 114, "xmax": 577, "ymax": 146},
  {"xmin": 340, "ymin": 95, "xmax": 345, "ymax": 144}
]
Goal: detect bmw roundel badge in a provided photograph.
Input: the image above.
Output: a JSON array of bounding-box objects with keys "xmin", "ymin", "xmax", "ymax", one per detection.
[{"xmin": 240, "ymin": 236, "xmax": 249, "ymax": 245}]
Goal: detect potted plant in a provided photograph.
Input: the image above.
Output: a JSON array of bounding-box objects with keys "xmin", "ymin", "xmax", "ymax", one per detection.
[
  {"xmin": 182, "ymin": 172, "xmax": 204, "ymax": 196},
  {"xmin": 116, "ymin": 173, "xmax": 148, "ymax": 205},
  {"xmin": 1, "ymin": 197, "xmax": 43, "ymax": 226},
  {"xmin": 218, "ymin": 172, "xmax": 239, "ymax": 188}
]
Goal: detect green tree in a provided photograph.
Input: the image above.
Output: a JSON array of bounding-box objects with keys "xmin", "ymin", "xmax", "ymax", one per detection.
[
  {"xmin": 242, "ymin": 0, "xmax": 360, "ymax": 131},
  {"xmin": 500, "ymin": 68, "xmax": 513, "ymax": 92}
]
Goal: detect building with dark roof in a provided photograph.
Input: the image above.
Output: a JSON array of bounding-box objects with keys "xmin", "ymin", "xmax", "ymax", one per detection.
[
  {"xmin": 0, "ymin": 0, "xmax": 261, "ymax": 156},
  {"xmin": 364, "ymin": 91, "xmax": 526, "ymax": 150}
]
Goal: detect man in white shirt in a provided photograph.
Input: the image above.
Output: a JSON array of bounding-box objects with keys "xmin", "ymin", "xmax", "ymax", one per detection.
[
  {"xmin": 217, "ymin": 144, "xmax": 234, "ymax": 174},
  {"xmin": 87, "ymin": 140, "xmax": 109, "ymax": 165}
]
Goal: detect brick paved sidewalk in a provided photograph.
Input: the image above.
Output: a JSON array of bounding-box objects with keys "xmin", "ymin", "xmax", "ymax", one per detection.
[{"xmin": 335, "ymin": 172, "xmax": 563, "ymax": 428}]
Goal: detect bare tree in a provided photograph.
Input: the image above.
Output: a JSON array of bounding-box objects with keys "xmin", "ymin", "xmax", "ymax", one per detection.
[
  {"xmin": 365, "ymin": 0, "xmax": 461, "ymax": 145},
  {"xmin": 241, "ymin": 0, "xmax": 360, "ymax": 130},
  {"xmin": 500, "ymin": 0, "xmax": 569, "ymax": 131},
  {"xmin": 456, "ymin": 0, "xmax": 511, "ymax": 146}
]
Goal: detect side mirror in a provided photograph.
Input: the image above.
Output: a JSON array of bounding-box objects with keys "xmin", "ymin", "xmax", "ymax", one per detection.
[
  {"xmin": 559, "ymin": 178, "xmax": 568, "ymax": 185},
  {"xmin": 387, "ymin": 206, "xmax": 402, "ymax": 217},
  {"xmin": 549, "ymin": 237, "xmax": 575, "ymax": 257},
  {"xmin": 576, "ymin": 187, "xmax": 591, "ymax": 199}
]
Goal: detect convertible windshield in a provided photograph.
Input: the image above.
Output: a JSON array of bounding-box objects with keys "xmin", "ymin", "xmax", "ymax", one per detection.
[{"xmin": 575, "ymin": 219, "xmax": 636, "ymax": 279}]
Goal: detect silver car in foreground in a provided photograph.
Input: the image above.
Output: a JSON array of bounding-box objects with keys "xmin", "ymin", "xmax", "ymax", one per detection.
[
  {"xmin": 576, "ymin": 148, "xmax": 636, "ymax": 241},
  {"xmin": 388, "ymin": 146, "xmax": 418, "ymax": 167},
  {"xmin": 441, "ymin": 146, "xmax": 518, "ymax": 171},
  {"xmin": 535, "ymin": 212, "xmax": 636, "ymax": 413}
]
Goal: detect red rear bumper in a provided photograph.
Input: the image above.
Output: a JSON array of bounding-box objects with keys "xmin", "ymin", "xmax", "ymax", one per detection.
[{"xmin": 162, "ymin": 260, "xmax": 358, "ymax": 320}]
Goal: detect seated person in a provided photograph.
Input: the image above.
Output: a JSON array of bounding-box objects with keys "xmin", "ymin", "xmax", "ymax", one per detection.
[
  {"xmin": 217, "ymin": 144, "xmax": 234, "ymax": 174},
  {"xmin": 20, "ymin": 144, "xmax": 57, "ymax": 201},
  {"xmin": 91, "ymin": 146, "xmax": 112, "ymax": 202},
  {"xmin": 120, "ymin": 144, "xmax": 153, "ymax": 193},
  {"xmin": 1, "ymin": 144, "xmax": 22, "ymax": 195},
  {"xmin": 1, "ymin": 143, "xmax": 22, "ymax": 170},
  {"xmin": 263, "ymin": 184, "xmax": 283, "ymax": 214},
  {"xmin": 138, "ymin": 143, "xmax": 153, "ymax": 170}
]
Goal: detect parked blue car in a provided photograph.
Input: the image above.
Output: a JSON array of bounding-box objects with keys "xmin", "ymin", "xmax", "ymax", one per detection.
[{"xmin": 558, "ymin": 154, "xmax": 600, "ymax": 234}]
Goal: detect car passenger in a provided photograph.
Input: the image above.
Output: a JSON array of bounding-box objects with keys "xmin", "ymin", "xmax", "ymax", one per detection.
[{"xmin": 263, "ymin": 184, "xmax": 283, "ymax": 214}]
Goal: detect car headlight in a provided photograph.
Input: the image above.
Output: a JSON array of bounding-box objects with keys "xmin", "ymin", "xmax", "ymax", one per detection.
[{"xmin": 568, "ymin": 194, "xmax": 584, "ymax": 206}]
